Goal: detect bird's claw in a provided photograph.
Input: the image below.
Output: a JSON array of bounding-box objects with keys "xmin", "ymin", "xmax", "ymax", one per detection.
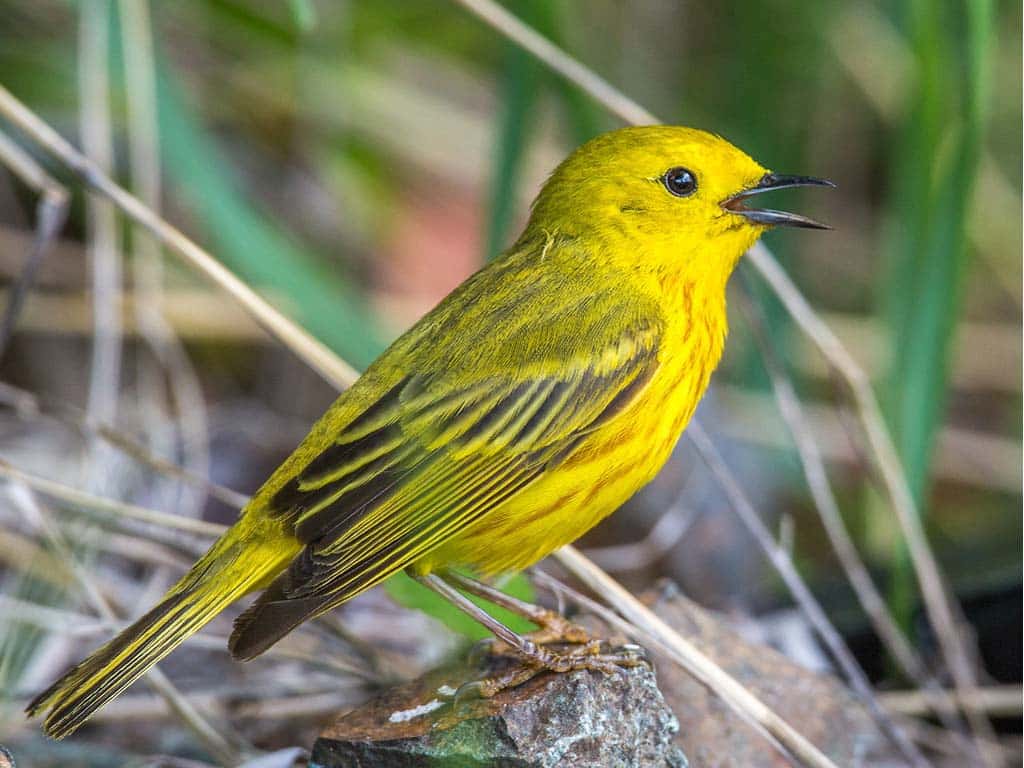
[{"xmin": 448, "ymin": 639, "xmax": 651, "ymax": 705}]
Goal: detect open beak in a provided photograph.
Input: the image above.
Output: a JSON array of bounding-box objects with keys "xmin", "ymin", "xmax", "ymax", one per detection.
[{"xmin": 721, "ymin": 173, "xmax": 834, "ymax": 229}]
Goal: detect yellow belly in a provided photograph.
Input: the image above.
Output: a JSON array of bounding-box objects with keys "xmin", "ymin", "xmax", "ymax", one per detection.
[
  {"xmin": 426, "ymin": 429, "xmax": 674, "ymax": 575},
  {"xmin": 415, "ymin": 318, "xmax": 718, "ymax": 576}
]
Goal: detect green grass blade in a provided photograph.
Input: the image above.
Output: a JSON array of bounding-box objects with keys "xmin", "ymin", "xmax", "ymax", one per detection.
[
  {"xmin": 153, "ymin": 59, "xmax": 385, "ymax": 368},
  {"xmin": 885, "ymin": 0, "xmax": 995, "ymax": 625}
]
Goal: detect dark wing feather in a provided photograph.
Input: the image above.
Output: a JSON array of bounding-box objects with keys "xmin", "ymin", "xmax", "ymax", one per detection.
[{"xmin": 230, "ymin": 290, "xmax": 662, "ymax": 659}]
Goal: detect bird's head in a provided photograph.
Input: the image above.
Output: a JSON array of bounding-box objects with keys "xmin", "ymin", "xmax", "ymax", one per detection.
[{"xmin": 525, "ymin": 125, "xmax": 831, "ymax": 282}]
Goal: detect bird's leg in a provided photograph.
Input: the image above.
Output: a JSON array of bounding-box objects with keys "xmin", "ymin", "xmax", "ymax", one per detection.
[
  {"xmin": 443, "ymin": 570, "xmax": 593, "ymax": 648},
  {"xmin": 415, "ymin": 573, "xmax": 647, "ymax": 701}
]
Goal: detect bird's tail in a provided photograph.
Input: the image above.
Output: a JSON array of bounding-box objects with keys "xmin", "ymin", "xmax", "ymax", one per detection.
[{"xmin": 26, "ymin": 533, "xmax": 296, "ymax": 739}]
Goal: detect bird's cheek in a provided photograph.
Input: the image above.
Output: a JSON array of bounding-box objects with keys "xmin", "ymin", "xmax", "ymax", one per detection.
[{"xmin": 707, "ymin": 209, "xmax": 747, "ymax": 238}]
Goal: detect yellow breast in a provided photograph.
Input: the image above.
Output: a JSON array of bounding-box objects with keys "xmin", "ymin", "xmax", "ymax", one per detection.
[{"xmin": 418, "ymin": 278, "xmax": 727, "ymax": 576}]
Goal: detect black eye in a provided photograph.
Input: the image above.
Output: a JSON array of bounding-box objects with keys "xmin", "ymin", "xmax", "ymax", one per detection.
[{"xmin": 663, "ymin": 167, "xmax": 697, "ymax": 197}]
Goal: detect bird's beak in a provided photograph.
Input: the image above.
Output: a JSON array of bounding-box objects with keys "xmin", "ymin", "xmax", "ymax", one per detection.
[{"xmin": 721, "ymin": 173, "xmax": 835, "ymax": 229}]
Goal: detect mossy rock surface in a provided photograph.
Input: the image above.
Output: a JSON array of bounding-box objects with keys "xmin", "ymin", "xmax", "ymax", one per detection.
[{"xmin": 311, "ymin": 655, "xmax": 686, "ymax": 768}]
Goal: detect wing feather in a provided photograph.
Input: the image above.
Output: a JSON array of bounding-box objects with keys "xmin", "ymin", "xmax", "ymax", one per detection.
[{"xmin": 229, "ymin": 288, "xmax": 662, "ymax": 659}]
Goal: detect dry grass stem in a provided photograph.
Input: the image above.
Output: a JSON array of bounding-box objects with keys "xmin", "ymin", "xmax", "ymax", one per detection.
[
  {"xmin": 0, "ymin": 83, "xmax": 358, "ymax": 391},
  {"xmin": 715, "ymin": 385, "xmax": 1021, "ymax": 492},
  {"xmin": 686, "ymin": 422, "xmax": 928, "ymax": 768},
  {"xmin": 0, "ymin": 529, "xmax": 74, "ymax": 588},
  {"xmin": 0, "ymin": 459, "xmax": 225, "ymax": 540},
  {"xmin": 897, "ymin": 718, "xmax": 1017, "ymax": 767},
  {"xmin": 0, "ymin": 595, "xmax": 110, "ymax": 638},
  {"xmin": 748, "ymin": 243, "xmax": 994, "ymax": 756},
  {"xmin": 735, "ymin": 281, "xmax": 970, "ymax": 742},
  {"xmin": 79, "ymin": 1, "xmax": 123, "ymax": 432},
  {"xmin": 452, "ymin": 0, "xmax": 657, "ymax": 125},
  {"xmin": 880, "ymin": 686, "xmax": 1023, "ymax": 719},
  {"xmin": 0, "ymin": 287, "xmax": 268, "ymax": 341},
  {"xmin": 0, "ymin": 381, "xmax": 249, "ymax": 509},
  {"xmin": 10, "ymin": 483, "xmax": 245, "ymax": 766},
  {"xmin": 63, "ymin": 690, "xmax": 355, "ymax": 726},
  {"xmin": 582, "ymin": 500, "xmax": 698, "ymax": 572},
  {"xmin": 81, "ymin": 528, "xmax": 198, "ymax": 571},
  {"xmin": 119, "ymin": 0, "xmax": 212, "ymax": 529}
]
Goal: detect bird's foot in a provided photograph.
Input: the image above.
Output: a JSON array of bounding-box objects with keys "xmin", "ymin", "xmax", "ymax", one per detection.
[
  {"xmin": 455, "ymin": 642, "xmax": 649, "ymax": 702},
  {"xmin": 523, "ymin": 611, "xmax": 594, "ymax": 646},
  {"xmin": 468, "ymin": 612, "xmax": 593, "ymax": 664}
]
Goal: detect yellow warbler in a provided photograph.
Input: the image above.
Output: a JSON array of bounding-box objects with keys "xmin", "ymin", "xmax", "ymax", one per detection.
[{"xmin": 29, "ymin": 126, "xmax": 831, "ymax": 737}]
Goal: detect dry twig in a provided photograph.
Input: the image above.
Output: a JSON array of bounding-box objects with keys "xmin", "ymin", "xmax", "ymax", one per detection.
[
  {"xmin": 748, "ymin": 244, "xmax": 988, "ymax": 737},
  {"xmin": 0, "ymin": 459, "xmax": 225, "ymax": 541},
  {"xmin": 582, "ymin": 501, "xmax": 698, "ymax": 573},
  {"xmin": 880, "ymin": 686, "xmax": 1022, "ymax": 719}
]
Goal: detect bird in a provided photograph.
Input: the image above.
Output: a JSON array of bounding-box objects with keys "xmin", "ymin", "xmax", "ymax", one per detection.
[{"xmin": 28, "ymin": 125, "xmax": 831, "ymax": 738}]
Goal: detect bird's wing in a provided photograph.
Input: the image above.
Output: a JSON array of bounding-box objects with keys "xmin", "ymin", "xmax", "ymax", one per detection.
[{"xmin": 229, "ymin": 297, "xmax": 662, "ymax": 659}]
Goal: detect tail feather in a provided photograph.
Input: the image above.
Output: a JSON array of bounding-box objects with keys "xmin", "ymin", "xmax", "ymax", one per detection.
[
  {"xmin": 26, "ymin": 537, "xmax": 295, "ymax": 739},
  {"xmin": 228, "ymin": 547, "xmax": 389, "ymax": 662},
  {"xmin": 228, "ymin": 578, "xmax": 331, "ymax": 661}
]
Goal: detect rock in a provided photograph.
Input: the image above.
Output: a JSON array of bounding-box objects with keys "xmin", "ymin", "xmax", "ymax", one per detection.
[{"xmin": 310, "ymin": 652, "xmax": 687, "ymax": 768}]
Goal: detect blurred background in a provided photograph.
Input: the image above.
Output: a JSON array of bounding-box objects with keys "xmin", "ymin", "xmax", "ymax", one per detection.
[{"xmin": 0, "ymin": 1, "xmax": 1019, "ymax": 766}]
